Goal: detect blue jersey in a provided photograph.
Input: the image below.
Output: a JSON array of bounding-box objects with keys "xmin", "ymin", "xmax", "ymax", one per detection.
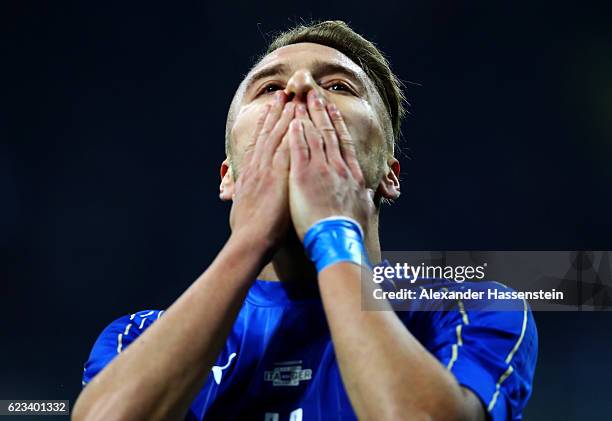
[{"xmin": 82, "ymin": 277, "xmax": 537, "ymax": 421}]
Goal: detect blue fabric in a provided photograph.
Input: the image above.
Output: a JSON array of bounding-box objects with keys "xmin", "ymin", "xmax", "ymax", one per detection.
[
  {"xmin": 82, "ymin": 274, "xmax": 537, "ymax": 421},
  {"xmin": 303, "ymin": 218, "xmax": 369, "ymax": 272}
]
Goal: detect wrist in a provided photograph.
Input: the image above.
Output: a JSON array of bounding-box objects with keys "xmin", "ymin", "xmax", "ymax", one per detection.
[
  {"xmin": 303, "ymin": 217, "xmax": 370, "ymax": 273},
  {"xmin": 228, "ymin": 229, "xmax": 275, "ymax": 263}
]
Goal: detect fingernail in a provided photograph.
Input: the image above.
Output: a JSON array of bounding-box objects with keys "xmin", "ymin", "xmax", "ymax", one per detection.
[
  {"xmin": 284, "ymin": 102, "xmax": 295, "ymax": 113},
  {"xmin": 309, "ymin": 90, "xmax": 323, "ymax": 107},
  {"xmin": 327, "ymin": 104, "xmax": 340, "ymax": 117}
]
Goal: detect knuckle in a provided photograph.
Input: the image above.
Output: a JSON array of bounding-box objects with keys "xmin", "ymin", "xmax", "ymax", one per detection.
[
  {"xmin": 317, "ymin": 163, "xmax": 330, "ymax": 175},
  {"xmin": 258, "ymin": 128, "xmax": 272, "ymax": 139},
  {"xmin": 339, "ymin": 142, "xmax": 354, "ymax": 154},
  {"xmin": 308, "ymin": 137, "xmax": 323, "ymax": 149},
  {"xmin": 290, "ymin": 121, "xmax": 302, "ymax": 133},
  {"xmin": 257, "ymin": 115, "xmax": 267, "ymax": 126},
  {"xmin": 335, "ymin": 164, "xmax": 349, "ymax": 179},
  {"xmin": 319, "ymin": 126, "xmax": 336, "ymax": 134}
]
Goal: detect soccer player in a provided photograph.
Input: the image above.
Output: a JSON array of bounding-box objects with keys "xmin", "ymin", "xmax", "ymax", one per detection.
[{"xmin": 73, "ymin": 20, "xmax": 537, "ymax": 421}]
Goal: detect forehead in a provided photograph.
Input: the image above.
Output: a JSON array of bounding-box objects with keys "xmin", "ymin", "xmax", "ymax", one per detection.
[
  {"xmin": 244, "ymin": 42, "xmax": 370, "ymax": 90},
  {"xmin": 256, "ymin": 42, "xmax": 361, "ymax": 74}
]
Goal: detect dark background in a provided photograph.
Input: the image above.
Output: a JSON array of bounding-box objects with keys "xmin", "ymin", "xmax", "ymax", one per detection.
[{"xmin": 2, "ymin": 1, "xmax": 611, "ymax": 419}]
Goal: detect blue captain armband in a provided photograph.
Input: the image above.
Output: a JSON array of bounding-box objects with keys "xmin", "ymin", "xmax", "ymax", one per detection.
[{"xmin": 303, "ymin": 216, "xmax": 370, "ymax": 273}]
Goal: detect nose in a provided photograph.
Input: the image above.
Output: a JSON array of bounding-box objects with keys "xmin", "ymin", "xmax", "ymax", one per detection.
[{"xmin": 284, "ymin": 69, "xmax": 324, "ymax": 104}]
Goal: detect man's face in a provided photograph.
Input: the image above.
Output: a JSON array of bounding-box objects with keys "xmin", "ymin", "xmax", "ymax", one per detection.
[{"xmin": 227, "ymin": 42, "xmax": 391, "ymax": 188}]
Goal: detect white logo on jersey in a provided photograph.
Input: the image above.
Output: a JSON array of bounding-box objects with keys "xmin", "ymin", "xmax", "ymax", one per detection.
[
  {"xmin": 264, "ymin": 361, "xmax": 312, "ymax": 386},
  {"xmin": 212, "ymin": 352, "xmax": 237, "ymax": 385}
]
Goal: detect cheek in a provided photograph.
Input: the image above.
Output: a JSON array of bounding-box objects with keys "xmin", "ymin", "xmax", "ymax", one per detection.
[
  {"xmin": 341, "ymin": 100, "xmax": 387, "ymax": 184},
  {"xmin": 342, "ymin": 100, "xmax": 386, "ymax": 153},
  {"xmin": 229, "ymin": 104, "xmax": 262, "ymax": 167}
]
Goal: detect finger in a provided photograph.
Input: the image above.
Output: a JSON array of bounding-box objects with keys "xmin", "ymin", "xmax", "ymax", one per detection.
[
  {"xmin": 295, "ymin": 102, "xmax": 309, "ymax": 120},
  {"xmin": 242, "ymin": 104, "xmax": 270, "ymax": 167},
  {"xmin": 327, "ymin": 103, "xmax": 363, "ymax": 180},
  {"xmin": 252, "ymin": 91, "xmax": 287, "ymax": 164},
  {"xmin": 273, "ymin": 132, "xmax": 290, "ymax": 171},
  {"xmin": 289, "ymin": 119, "xmax": 309, "ymax": 171},
  {"xmin": 261, "ymin": 102, "xmax": 295, "ymax": 167},
  {"xmin": 301, "ymin": 118, "xmax": 326, "ymax": 164},
  {"xmin": 307, "ymin": 90, "xmax": 343, "ymax": 164}
]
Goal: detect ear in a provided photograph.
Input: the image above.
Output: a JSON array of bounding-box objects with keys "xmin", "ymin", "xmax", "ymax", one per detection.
[
  {"xmin": 377, "ymin": 157, "xmax": 401, "ymax": 201},
  {"xmin": 219, "ymin": 159, "xmax": 235, "ymax": 201}
]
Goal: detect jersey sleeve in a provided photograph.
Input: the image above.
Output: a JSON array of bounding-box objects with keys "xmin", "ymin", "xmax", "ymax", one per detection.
[
  {"xmin": 400, "ymin": 282, "xmax": 538, "ymax": 421},
  {"xmin": 81, "ymin": 309, "xmax": 165, "ymax": 387}
]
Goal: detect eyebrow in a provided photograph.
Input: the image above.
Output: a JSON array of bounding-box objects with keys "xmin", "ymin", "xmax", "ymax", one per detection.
[{"xmin": 244, "ymin": 59, "xmax": 366, "ymax": 95}]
